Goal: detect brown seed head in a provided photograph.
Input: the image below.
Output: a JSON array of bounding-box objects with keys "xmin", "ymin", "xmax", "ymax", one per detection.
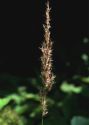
[{"xmin": 41, "ymin": 1, "xmax": 55, "ymax": 92}]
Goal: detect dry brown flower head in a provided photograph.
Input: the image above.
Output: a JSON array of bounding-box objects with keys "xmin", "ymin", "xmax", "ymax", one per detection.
[
  {"xmin": 40, "ymin": 1, "xmax": 55, "ymax": 117},
  {"xmin": 41, "ymin": 1, "xmax": 55, "ymax": 92}
]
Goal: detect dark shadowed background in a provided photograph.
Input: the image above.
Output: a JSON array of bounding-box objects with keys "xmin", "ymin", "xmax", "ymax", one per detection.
[{"xmin": 0, "ymin": 0, "xmax": 88, "ymax": 77}]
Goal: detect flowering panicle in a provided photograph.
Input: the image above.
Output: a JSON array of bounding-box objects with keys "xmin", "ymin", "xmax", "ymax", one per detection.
[
  {"xmin": 40, "ymin": 1, "xmax": 55, "ymax": 117},
  {"xmin": 41, "ymin": 1, "xmax": 55, "ymax": 92}
]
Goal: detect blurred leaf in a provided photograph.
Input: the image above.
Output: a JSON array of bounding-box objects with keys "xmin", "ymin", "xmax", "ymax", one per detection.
[
  {"xmin": 0, "ymin": 97, "xmax": 11, "ymax": 109},
  {"xmin": 71, "ymin": 116, "xmax": 89, "ymax": 125},
  {"xmin": 0, "ymin": 87, "xmax": 40, "ymax": 110},
  {"xmin": 30, "ymin": 106, "xmax": 41, "ymax": 118},
  {"xmin": 83, "ymin": 38, "xmax": 89, "ymax": 44},
  {"xmin": 15, "ymin": 105, "xmax": 29, "ymax": 115},
  {"xmin": 81, "ymin": 77, "xmax": 89, "ymax": 84},
  {"xmin": 60, "ymin": 81, "xmax": 82, "ymax": 94},
  {"xmin": 0, "ymin": 107, "xmax": 24, "ymax": 125},
  {"xmin": 81, "ymin": 54, "xmax": 89, "ymax": 63}
]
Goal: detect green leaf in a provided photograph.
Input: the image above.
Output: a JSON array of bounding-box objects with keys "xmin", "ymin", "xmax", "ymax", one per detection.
[
  {"xmin": 81, "ymin": 77, "xmax": 89, "ymax": 84},
  {"xmin": 71, "ymin": 116, "xmax": 89, "ymax": 125},
  {"xmin": 0, "ymin": 97, "xmax": 11, "ymax": 109},
  {"xmin": 60, "ymin": 81, "xmax": 82, "ymax": 94}
]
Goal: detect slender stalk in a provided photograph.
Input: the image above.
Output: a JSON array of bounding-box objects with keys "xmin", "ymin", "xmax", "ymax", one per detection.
[{"xmin": 42, "ymin": 116, "xmax": 44, "ymax": 125}]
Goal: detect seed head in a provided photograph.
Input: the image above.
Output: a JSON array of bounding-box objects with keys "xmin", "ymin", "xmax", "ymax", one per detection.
[{"xmin": 41, "ymin": 1, "xmax": 55, "ymax": 91}]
